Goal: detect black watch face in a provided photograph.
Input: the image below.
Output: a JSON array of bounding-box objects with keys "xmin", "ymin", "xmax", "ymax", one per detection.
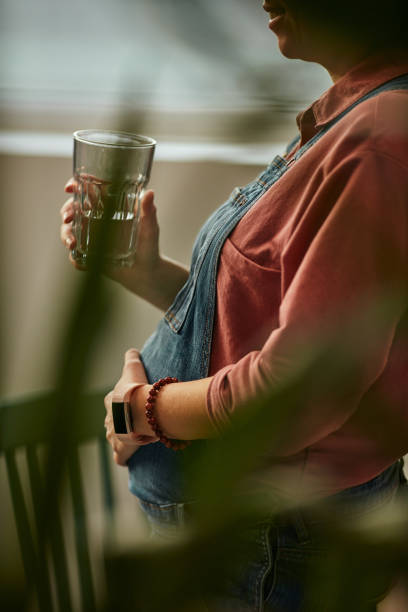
[{"xmin": 112, "ymin": 402, "xmax": 127, "ymax": 434}]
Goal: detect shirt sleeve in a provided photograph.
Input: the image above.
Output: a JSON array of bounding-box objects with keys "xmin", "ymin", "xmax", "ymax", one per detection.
[{"xmin": 207, "ymin": 149, "xmax": 408, "ymax": 455}]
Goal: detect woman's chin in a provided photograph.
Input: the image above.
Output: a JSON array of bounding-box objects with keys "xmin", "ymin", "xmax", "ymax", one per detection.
[{"xmin": 277, "ymin": 36, "xmax": 301, "ymax": 59}]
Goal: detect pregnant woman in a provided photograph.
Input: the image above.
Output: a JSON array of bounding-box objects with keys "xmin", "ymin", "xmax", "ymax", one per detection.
[{"xmin": 60, "ymin": 1, "xmax": 408, "ymax": 609}]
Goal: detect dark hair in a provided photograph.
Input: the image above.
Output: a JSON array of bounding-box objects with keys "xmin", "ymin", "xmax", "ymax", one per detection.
[{"xmin": 286, "ymin": 1, "xmax": 408, "ymax": 50}]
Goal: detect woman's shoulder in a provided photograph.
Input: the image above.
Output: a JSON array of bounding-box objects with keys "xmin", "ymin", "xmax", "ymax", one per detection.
[
  {"xmin": 370, "ymin": 89, "xmax": 408, "ymax": 164},
  {"xmin": 325, "ymin": 89, "xmax": 408, "ymax": 171},
  {"xmin": 360, "ymin": 88, "xmax": 407, "ymax": 146}
]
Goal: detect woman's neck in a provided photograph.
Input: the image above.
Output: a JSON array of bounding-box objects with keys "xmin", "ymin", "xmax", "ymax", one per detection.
[{"xmin": 318, "ymin": 44, "xmax": 375, "ymax": 83}]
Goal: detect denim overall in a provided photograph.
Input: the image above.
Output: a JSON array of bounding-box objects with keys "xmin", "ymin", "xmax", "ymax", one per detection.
[{"xmin": 128, "ymin": 74, "xmax": 408, "ymax": 527}]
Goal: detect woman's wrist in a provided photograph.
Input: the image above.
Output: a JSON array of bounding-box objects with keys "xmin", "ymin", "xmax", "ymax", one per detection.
[
  {"xmin": 143, "ymin": 255, "xmax": 189, "ymax": 310},
  {"xmin": 105, "ymin": 253, "xmax": 160, "ymax": 294},
  {"xmin": 109, "ymin": 254, "xmax": 189, "ymax": 312},
  {"xmin": 130, "ymin": 376, "xmax": 216, "ymax": 441},
  {"xmin": 130, "ymin": 383, "xmax": 154, "ymax": 436}
]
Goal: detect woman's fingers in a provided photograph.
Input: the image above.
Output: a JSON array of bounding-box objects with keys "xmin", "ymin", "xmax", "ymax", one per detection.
[
  {"xmin": 109, "ymin": 438, "xmax": 130, "ymax": 466},
  {"xmin": 104, "ymin": 389, "xmax": 144, "ymax": 465},
  {"xmin": 133, "ymin": 190, "xmax": 160, "ymax": 266},
  {"xmin": 120, "ymin": 348, "xmax": 148, "ymax": 384},
  {"xmin": 60, "ymin": 197, "xmax": 74, "ymax": 220},
  {"xmin": 104, "ymin": 409, "xmax": 141, "ymax": 466},
  {"xmin": 61, "ymin": 181, "xmax": 89, "ymax": 270},
  {"xmin": 64, "ymin": 177, "xmax": 78, "ymax": 193},
  {"xmin": 60, "ymin": 220, "xmax": 75, "ymax": 249},
  {"xmin": 139, "ymin": 190, "xmax": 159, "ymax": 240},
  {"xmin": 60, "ymin": 197, "xmax": 76, "ymax": 249},
  {"xmin": 60, "ymin": 196, "xmax": 82, "ymax": 257},
  {"xmin": 140, "ymin": 189, "xmax": 155, "ymax": 216},
  {"xmin": 68, "ymin": 252, "xmax": 87, "ymax": 271}
]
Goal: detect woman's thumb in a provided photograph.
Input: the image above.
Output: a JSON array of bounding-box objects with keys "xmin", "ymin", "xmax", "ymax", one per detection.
[
  {"xmin": 140, "ymin": 189, "xmax": 156, "ymax": 218},
  {"xmin": 139, "ymin": 190, "xmax": 159, "ymax": 242}
]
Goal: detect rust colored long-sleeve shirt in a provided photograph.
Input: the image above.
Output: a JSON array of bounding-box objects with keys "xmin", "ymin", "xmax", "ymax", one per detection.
[{"xmin": 207, "ymin": 51, "xmax": 408, "ymax": 496}]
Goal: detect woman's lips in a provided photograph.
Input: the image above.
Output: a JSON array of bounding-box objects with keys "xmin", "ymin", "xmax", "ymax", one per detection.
[
  {"xmin": 263, "ymin": 2, "xmax": 286, "ymax": 30},
  {"xmin": 268, "ymin": 12, "xmax": 285, "ymax": 32}
]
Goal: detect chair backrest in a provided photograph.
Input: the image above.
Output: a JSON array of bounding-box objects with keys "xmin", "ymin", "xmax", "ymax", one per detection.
[{"xmin": 0, "ymin": 391, "xmax": 114, "ymax": 612}]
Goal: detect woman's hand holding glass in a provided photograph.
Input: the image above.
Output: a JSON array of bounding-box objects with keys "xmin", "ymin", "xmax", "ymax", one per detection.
[
  {"xmin": 60, "ymin": 179, "xmax": 159, "ymax": 276},
  {"xmin": 60, "ymin": 179, "xmax": 189, "ymax": 311}
]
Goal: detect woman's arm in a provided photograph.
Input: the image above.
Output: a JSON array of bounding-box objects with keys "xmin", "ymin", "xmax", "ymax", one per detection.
[
  {"xmin": 118, "ymin": 151, "xmax": 408, "ymax": 449},
  {"xmin": 206, "ymin": 150, "xmax": 408, "ymax": 454},
  {"xmin": 104, "ymin": 350, "xmax": 216, "ymax": 466},
  {"xmin": 60, "ymin": 186, "xmax": 189, "ymax": 311},
  {"xmin": 107, "ymin": 254, "xmax": 189, "ymax": 312},
  {"xmin": 130, "ymin": 376, "xmax": 216, "ymax": 440}
]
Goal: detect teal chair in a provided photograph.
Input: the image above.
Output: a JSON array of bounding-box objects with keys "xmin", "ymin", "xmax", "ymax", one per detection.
[{"xmin": 0, "ymin": 391, "xmax": 113, "ymax": 612}]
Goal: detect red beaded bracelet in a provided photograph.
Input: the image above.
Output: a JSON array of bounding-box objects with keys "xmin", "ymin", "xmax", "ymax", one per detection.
[{"xmin": 145, "ymin": 377, "xmax": 191, "ymax": 451}]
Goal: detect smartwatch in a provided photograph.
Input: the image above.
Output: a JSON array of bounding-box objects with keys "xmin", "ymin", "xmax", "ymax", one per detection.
[
  {"xmin": 111, "ymin": 383, "xmax": 143, "ymax": 435},
  {"xmin": 112, "ymin": 400, "xmax": 133, "ymax": 434}
]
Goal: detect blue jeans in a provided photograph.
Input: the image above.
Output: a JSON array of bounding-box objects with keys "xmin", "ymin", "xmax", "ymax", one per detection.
[{"xmin": 141, "ymin": 460, "xmax": 407, "ymax": 611}]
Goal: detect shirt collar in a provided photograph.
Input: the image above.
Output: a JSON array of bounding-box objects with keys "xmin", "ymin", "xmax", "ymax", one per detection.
[{"xmin": 296, "ymin": 50, "xmax": 408, "ymax": 138}]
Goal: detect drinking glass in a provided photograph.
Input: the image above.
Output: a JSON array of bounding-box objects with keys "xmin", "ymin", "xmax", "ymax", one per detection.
[{"xmin": 71, "ymin": 129, "xmax": 156, "ymax": 267}]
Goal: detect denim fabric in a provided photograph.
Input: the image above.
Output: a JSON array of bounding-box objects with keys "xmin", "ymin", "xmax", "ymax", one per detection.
[
  {"xmin": 259, "ymin": 461, "xmax": 407, "ymax": 612},
  {"xmin": 141, "ymin": 460, "xmax": 407, "ymax": 612},
  {"xmin": 128, "ymin": 73, "xmax": 408, "ymax": 509},
  {"xmin": 128, "ymin": 154, "xmax": 292, "ymax": 504}
]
